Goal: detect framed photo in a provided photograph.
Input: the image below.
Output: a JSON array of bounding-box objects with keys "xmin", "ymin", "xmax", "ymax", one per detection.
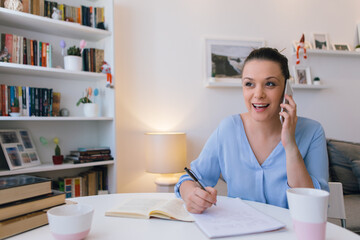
[
  {"xmin": 0, "ymin": 129, "xmax": 41, "ymax": 170},
  {"xmin": 292, "ymin": 40, "xmax": 312, "ymax": 51},
  {"xmin": 293, "ymin": 66, "xmax": 312, "ymax": 85},
  {"xmin": 205, "ymin": 38, "xmax": 265, "ymax": 83},
  {"xmin": 332, "ymin": 43, "xmax": 351, "ymax": 51},
  {"xmin": 312, "ymin": 33, "xmax": 330, "ymax": 50}
]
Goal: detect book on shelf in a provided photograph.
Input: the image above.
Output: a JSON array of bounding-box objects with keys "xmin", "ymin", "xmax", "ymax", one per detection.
[
  {"xmin": 0, "ymin": 190, "xmax": 65, "ymax": 221},
  {"xmin": 0, "ymin": 208, "xmax": 48, "ymax": 239},
  {"xmin": 0, "ymin": 33, "xmax": 52, "ymax": 67},
  {"xmin": 0, "ymin": 175, "xmax": 52, "ymax": 205},
  {"xmin": 0, "ymin": 84, "xmax": 54, "ymax": 117},
  {"xmin": 70, "ymin": 147, "xmax": 111, "ymax": 156},
  {"xmin": 105, "ymin": 198, "xmax": 194, "ymax": 222},
  {"xmin": 82, "ymin": 48, "xmax": 104, "ymax": 72},
  {"xmin": 56, "ymin": 167, "xmax": 107, "ymax": 198}
]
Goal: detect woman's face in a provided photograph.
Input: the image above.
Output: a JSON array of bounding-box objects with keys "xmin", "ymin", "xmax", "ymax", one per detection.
[{"xmin": 242, "ymin": 59, "xmax": 285, "ymax": 123}]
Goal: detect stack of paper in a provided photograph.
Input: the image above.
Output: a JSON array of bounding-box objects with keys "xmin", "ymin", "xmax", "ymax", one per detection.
[{"xmin": 191, "ymin": 197, "xmax": 285, "ymax": 238}]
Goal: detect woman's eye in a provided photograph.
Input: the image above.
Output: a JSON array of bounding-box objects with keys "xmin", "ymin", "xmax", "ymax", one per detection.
[
  {"xmin": 244, "ymin": 82, "xmax": 253, "ymax": 87},
  {"xmin": 266, "ymin": 82, "xmax": 276, "ymax": 87}
]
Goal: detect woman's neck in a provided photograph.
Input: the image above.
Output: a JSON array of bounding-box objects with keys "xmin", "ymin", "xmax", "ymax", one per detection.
[{"xmin": 241, "ymin": 113, "xmax": 282, "ymax": 137}]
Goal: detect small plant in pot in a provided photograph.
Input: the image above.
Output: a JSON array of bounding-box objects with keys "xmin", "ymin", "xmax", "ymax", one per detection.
[
  {"xmin": 10, "ymin": 98, "xmax": 20, "ymax": 117},
  {"xmin": 355, "ymin": 45, "xmax": 360, "ymax": 52},
  {"xmin": 77, "ymin": 87, "xmax": 99, "ymax": 117},
  {"xmin": 61, "ymin": 39, "xmax": 86, "ymax": 71},
  {"xmin": 52, "ymin": 138, "xmax": 64, "ymax": 165}
]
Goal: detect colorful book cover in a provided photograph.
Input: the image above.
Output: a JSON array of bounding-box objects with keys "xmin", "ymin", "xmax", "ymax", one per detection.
[{"xmin": 5, "ymin": 34, "xmax": 13, "ymax": 63}]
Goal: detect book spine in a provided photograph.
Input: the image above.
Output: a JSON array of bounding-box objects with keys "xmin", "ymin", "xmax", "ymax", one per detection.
[
  {"xmin": 22, "ymin": 86, "xmax": 27, "ymax": 116},
  {"xmin": 5, "ymin": 34, "xmax": 13, "ymax": 63},
  {"xmin": 30, "ymin": 39, "xmax": 34, "ymax": 65},
  {"xmin": 38, "ymin": 41, "xmax": 42, "ymax": 66},
  {"xmin": 64, "ymin": 178, "xmax": 73, "ymax": 198},
  {"xmin": 18, "ymin": 86, "xmax": 23, "ymax": 116},
  {"xmin": 34, "ymin": 87, "xmax": 39, "ymax": 116},
  {"xmin": 26, "ymin": 86, "xmax": 30, "ymax": 116},
  {"xmin": 1, "ymin": 84, "xmax": 6, "ymax": 116},
  {"xmin": 23, "ymin": 37, "xmax": 27, "ymax": 64},
  {"xmin": 30, "ymin": 87, "xmax": 35, "ymax": 116}
]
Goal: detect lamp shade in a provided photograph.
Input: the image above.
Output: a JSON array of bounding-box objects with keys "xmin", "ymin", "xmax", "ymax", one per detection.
[{"xmin": 145, "ymin": 132, "xmax": 186, "ymax": 174}]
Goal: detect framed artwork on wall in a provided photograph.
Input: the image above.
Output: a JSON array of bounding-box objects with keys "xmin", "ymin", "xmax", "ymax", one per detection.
[
  {"xmin": 293, "ymin": 66, "xmax": 312, "ymax": 85},
  {"xmin": 332, "ymin": 43, "xmax": 351, "ymax": 51},
  {"xmin": 205, "ymin": 38, "xmax": 265, "ymax": 85},
  {"xmin": 312, "ymin": 33, "xmax": 330, "ymax": 50},
  {"xmin": 0, "ymin": 129, "xmax": 41, "ymax": 170}
]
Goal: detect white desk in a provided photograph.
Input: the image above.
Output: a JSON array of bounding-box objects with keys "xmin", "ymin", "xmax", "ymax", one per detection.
[{"xmin": 8, "ymin": 193, "xmax": 360, "ymax": 240}]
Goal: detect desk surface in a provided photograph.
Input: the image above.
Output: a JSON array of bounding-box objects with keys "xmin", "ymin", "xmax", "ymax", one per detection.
[{"xmin": 8, "ymin": 193, "xmax": 360, "ymax": 240}]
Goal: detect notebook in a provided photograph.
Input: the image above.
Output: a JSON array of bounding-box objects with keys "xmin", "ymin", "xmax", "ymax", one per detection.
[{"xmin": 191, "ymin": 197, "xmax": 285, "ymax": 238}]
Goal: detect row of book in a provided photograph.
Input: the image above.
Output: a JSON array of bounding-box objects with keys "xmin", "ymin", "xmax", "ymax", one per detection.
[
  {"xmin": 54, "ymin": 166, "xmax": 108, "ymax": 198},
  {"xmin": 0, "ymin": 175, "xmax": 66, "ymax": 239},
  {"xmin": 0, "ymin": 1, "xmax": 105, "ymax": 30},
  {"xmin": 0, "ymin": 85, "xmax": 61, "ymax": 117},
  {"xmin": 65, "ymin": 147, "xmax": 113, "ymax": 164},
  {"xmin": 82, "ymin": 48, "xmax": 104, "ymax": 73},
  {"xmin": 0, "ymin": 33, "xmax": 52, "ymax": 67}
]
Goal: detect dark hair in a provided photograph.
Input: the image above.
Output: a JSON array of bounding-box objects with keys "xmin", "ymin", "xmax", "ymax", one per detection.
[{"xmin": 242, "ymin": 47, "xmax": 290, "ymax": 81}]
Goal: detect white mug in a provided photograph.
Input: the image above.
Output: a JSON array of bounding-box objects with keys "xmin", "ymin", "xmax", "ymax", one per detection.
[{"xmin": 287, "ymin": 188, "xmax": 329, "ymax": 240}]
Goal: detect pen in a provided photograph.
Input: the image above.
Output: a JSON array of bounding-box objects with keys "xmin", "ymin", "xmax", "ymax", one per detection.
[{"xmin": 184, "ymin": 167, "xmax": 216, "ymax": 206}]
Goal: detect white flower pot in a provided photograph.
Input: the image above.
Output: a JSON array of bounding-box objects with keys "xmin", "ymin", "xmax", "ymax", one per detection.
[
  {"xmin": 64, "ymin": 56, "xmax": 82, "ymax": 71},
  {"xmin": 83, "ymin": 103, "xmax": 98, "ymax": 117}
]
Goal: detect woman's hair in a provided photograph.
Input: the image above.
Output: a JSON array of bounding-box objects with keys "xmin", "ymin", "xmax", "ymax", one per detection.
[{"xmin": 242, "ymin": 47, "xmax": 290, "ymax": 81}]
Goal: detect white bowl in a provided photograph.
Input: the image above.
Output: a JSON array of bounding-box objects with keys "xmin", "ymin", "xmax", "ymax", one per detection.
[{"xmin": 47, "ymin": 204, "xmax": 94, "ymax": 240}]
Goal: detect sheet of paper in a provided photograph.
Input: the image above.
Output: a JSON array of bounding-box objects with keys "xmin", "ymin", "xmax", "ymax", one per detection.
[{"xmin": 191, "ymin": 197, "xmax": 285, "ymax": 238}]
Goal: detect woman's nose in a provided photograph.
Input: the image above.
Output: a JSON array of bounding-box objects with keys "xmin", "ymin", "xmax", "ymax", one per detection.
[{"xmin": 254, "ymin": 86, "xmax": 265, "ymax": 99}]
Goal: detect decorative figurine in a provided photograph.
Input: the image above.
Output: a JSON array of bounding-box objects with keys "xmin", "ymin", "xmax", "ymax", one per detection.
[
  {"xmin": 4, "ymin": 0, "xmax": 23, "ymax": 11},
  {"xmin": 296, "ymin": 34, "xmax": 307, "ymax": 65},
  {"xmin": 51, "ymin": 7, "xmax": 62, "ymax": 20},
  {"xmin": 101, "ymin": 61, "xmax": 113, "ymax": 88}
]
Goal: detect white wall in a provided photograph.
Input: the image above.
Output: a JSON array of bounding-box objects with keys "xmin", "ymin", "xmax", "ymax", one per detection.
[{"xmin": 113, "ymin": 0, "xmax": 360, "ymax": 192}]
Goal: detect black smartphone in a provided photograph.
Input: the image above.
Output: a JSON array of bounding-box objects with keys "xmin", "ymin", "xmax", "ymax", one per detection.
[{"xmin": 280, "ymin": 81, "xmax": 293, "ymax": 124}]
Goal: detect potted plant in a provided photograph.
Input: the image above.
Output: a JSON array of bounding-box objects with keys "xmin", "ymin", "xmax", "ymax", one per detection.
[
  {"xmin": 52, "ymin": 138, "xmax": 64, "ymax": 165},
  {"xmin": 355, "ymin": 45, "xmax": 360, "ymax": 52},
  {"xmin": 10, "ymin": 97, "xmax": 20, "ymax": 117},
  {"xmin": 64, "ymin": 45, "xmax": 82, "ymax": 71},
  {"xmin": 76, "ymin": 87, "xmax": 99, "ymax": 117}
]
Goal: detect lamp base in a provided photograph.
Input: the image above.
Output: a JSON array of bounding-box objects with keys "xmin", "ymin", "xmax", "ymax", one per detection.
[{"xmin": 154, "ymin": 175, "xmax": 179, "ymax": 193}]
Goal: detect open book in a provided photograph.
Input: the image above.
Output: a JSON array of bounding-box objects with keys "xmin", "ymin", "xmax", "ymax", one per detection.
[{"xmin": 105, "ymin": 198, "xmax": 194, "ymax": 222}]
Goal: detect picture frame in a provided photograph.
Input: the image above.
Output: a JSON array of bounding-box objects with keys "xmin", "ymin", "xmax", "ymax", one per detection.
[
  {"xmin": 0, "ymin": 129, "xmax": 41, "ymax": 170},
  {"xmin": 292, "ymin": 40, "xmax": 312, "ymax": 51},
  {"xmin": 205, "ymin": 38, "xmax": 265, "ymax": 83},
  {"xmin": 293, "ymin": 66, "xmax": 312, "ymax": 85},
  {"xmin": 332, "ymin": 43, "xmax": 351, "ymax": 51},
  {"xmin": 312, "ymin": 33, "xmax": 330, "ymax": 50}
]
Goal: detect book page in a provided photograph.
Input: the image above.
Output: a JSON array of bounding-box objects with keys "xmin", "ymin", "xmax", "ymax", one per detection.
[
  {"xmin": 105, "ymin": 198, "xmax": 166, "ymax": 218},
  {"xmin": 151, "ymin": 198, "xmax": 194, "ymax": 222},
  {"xmin": 191, "ymin": 197, "xmax": 285, "ymax": 238}
]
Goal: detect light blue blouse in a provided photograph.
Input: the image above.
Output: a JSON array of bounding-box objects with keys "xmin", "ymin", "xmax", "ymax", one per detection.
[{"xmin": 175, "ymin": 115, "xmax": 329, "ymax": 208}]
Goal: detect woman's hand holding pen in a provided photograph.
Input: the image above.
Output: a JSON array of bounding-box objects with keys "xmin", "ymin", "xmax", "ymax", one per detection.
[{"xmin": 179, "ymin": 180, "xmax": 217, "ymax": 214}]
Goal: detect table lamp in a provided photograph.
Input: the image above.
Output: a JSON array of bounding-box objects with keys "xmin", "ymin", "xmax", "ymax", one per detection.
[{"xmin": 145, "ymin": 132, "xmax": 186, "ymax": 192}]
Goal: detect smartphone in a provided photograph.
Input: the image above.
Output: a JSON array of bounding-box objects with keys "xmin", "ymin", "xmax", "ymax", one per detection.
[{"xmin": 280, "ymin": 81, "xmax": 293, "ymax": 124}]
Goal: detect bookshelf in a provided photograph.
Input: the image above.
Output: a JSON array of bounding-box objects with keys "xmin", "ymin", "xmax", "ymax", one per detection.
[
  {"xmin": 205, "ymin": 80, "xmax": 328, "ymax": 89},
  {"xmin": 0, "ymin": 0, "xmax": 116, "ymax": 193}
]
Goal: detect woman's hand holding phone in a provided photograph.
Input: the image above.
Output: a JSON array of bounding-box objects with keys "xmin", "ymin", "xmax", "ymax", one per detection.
[{"xmin": 279, "ymin": 82, "xmax": 298, "ymax": 149}]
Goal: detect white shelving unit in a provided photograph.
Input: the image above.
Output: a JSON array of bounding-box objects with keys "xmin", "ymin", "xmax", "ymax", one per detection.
[
  {"xmin": 205, "ymin": 80, "xmax": 327, "ymax": 89},
  {"xmin": 306, "ymin": 49, "xmax": 360, "ymax": 57},
  {"xmin": 0, "ymin": 1, "xmax": 116, "ymax": 193}
]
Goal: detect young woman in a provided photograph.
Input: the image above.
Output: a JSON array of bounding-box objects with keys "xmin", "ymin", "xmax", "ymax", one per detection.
[{"xmin": 175, "ymin": 48, "xmax": 329, "ymax": 213}]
